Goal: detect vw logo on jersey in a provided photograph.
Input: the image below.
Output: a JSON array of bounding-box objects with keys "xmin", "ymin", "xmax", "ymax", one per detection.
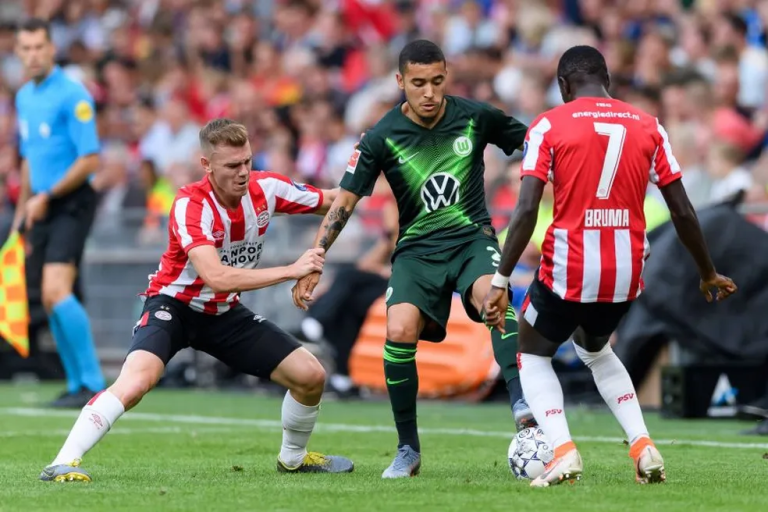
[
  {"xmin": 421, "ymin": 173, "xmax": 461, "ymax": 213},
  {"xmin": 453, "ymin": 136, "xmax": 473, "ymax": 157},
  {"xmin": 39, "ymin": 122, "xmax": 51, "ymax": 139}
]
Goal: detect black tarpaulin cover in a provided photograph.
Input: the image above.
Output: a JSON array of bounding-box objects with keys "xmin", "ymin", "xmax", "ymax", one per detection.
[{"xmin": 616, "ymin": 204, "xmax": 768, "ymax": 370}]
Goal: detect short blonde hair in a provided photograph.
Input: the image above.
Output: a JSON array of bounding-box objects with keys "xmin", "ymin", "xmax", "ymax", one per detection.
[{"xmin": 199, "ymin": 119, "xmax": 249, "ymax": 155}]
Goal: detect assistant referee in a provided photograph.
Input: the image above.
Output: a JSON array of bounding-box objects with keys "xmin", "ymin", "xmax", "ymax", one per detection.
[{"xmin": 12, "ymin": 18, "xmax": 105, "ymax": 408}]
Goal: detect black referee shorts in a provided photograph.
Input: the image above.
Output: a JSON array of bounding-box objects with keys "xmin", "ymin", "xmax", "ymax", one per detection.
[
  {"xmin": 28, "ymin": 183, "xmax": 97, "ymax": 267},
  {"xmin": 521, "ymin": 274, "xmax": 633, "ymax": 344},
  {"xmin": 128, "ymin": 295, "xmax": 302, "ymax": 379}
]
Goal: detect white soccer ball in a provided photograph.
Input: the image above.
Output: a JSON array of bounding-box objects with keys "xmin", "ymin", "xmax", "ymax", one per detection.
[{"xmin": 508, "ymin": 427, "xmax": 554, "ymax": 480}]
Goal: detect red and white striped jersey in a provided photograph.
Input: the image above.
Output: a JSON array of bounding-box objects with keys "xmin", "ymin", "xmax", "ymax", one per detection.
[
  {"xmin": 144, "ymin": 171, "xmax": 323, "ymax": 314},
  {"xmin": 520, "ymin": 97, "xmax": 682, "ymax": 303}
]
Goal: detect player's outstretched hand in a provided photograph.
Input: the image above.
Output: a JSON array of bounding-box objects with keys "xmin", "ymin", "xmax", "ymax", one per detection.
[
  {"xmin": 699, "ymin": 273, "xmax": 737, "ymax": 303},
  {"xmin": 482, "ymin": 285, "xmax": 509, "ymax": 334},
  {"xmin": 289, "ymin": 248, "xmax": 325, "ymax": 280}
]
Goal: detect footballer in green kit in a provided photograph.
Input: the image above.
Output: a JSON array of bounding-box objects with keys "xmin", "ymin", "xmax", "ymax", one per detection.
[{"xmin": 293, "ymin": 40, "xmax": 535, "ymax": 478}]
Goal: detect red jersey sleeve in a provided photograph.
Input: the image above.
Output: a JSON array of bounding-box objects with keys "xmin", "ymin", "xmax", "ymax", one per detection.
[
  {"xmin": 520, "ymin": 115, "xmax": 553, "ymax": 183},
  {"xmin": 650, "ymin": 119, "xmax": 683, "ymax": 188},
  {"xmin": 171, "ymin": 193, "xmax": 216, "ymax": 254},
  {"xmin": 253, "ymin": 172, "xmax": 323, "ymax": 215}
]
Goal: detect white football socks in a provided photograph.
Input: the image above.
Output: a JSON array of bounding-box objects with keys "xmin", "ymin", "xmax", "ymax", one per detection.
[
  {"xmin": 51, "ymin": 391, "xmax": 125, "ymax": 466},
  {"xmin": 279, "ymin": 391, "xmax": 320, "ymax": 468},
  {"xmin": 573, "ymin": 342, "xmax": 649, "ymax": 444},
  {"xmin": 519, "ymin": 353, "xmax": 572, "ymax": 449}
]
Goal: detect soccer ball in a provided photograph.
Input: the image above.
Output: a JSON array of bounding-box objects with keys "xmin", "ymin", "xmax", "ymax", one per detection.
[{"xmin": 508, "ymin": 427, "xmax": 554, "ymax": 480}]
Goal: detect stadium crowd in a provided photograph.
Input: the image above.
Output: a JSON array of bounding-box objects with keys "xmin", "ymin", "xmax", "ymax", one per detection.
[{"xmin": 2, "ymin": 0, "xmax": 768, "ymax": 241}]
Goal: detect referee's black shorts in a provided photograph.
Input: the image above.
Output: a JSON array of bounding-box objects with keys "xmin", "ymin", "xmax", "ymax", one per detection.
[
  {"xmin": 28, "ymin": 183, "xmax": 97, "ymax": 267},
  {"xmin": 127, "ymin": 295, "xmax": 302, "ymax": 379},
  {"xmin": 522, "ymin": 273, "xmax": 633, "ymax": 344}
]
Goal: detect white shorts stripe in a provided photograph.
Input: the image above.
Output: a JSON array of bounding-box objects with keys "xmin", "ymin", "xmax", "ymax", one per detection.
[
  {"xmin": 581, "ymin": 230, "xmax": 601, "ymax": 303},
  {"xmin": 613, "ymin": 229, "xmax": 632, "ymax": 302},
  {"xmin": 551, "ymin": 228, "xmax": 569, "ymax": 298},
  {"xmin": 524, "ymin": 301, "xmax": 539, "ymax": 326}
]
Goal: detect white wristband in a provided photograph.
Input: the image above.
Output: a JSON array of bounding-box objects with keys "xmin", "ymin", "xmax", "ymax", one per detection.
[{"xmin": 491, "ymin": 271, "xmax": 509, "ymax": 289}]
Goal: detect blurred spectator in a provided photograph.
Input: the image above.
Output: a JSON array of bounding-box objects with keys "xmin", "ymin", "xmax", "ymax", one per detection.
[
  {"xmin": 707, "ymin": 141, "xmax": 753, "ymax": 204},
  {"xmin": 665, "ymin": 122, "xmax": 712, "ymax": 208},
  {"xmin": 711, "ymin": 11, "xmax": 768, "ymax": 110},
  {"xmin": 141, "ymin": 97, "xmax": 200, "ymax": 174}
]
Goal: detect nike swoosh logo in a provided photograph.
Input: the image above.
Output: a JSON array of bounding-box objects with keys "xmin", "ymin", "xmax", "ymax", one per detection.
[
  {"xmin": 398, "ymin": 152, "xmax": 419, "ymax": 164},
  {"xmin": 386, "ymin": 378, "xmax": 409, "ymax": 385},
  {"xmin": 501, "ymin": 332, "xmax": 518, "ymax": 339}
]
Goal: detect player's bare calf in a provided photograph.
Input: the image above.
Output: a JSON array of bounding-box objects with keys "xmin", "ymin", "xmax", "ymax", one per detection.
[{"xmin": 109, "ymin": 350, "xmax": 165, "ymax": 409}]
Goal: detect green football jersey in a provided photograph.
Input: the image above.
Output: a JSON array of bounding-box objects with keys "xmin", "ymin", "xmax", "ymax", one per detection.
[{"xmin": 340, "ymin": 95, "xmax": 527, "ymax": 257}]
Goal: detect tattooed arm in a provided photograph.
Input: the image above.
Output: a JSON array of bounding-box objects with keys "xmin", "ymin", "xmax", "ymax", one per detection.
[
  {"xmin": 315, "ymin": 189, "xmax": 362, "ymax": 252},
  {"xmin": 292, "ymin": 189, "xmax": 363, "ymax": 310}
]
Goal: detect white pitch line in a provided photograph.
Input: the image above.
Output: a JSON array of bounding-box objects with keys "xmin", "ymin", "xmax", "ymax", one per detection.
[
  {"xmin": 2, "ymin": 407, "xmax": 767, "ymax": 450},
  {"xmin": 0, "ymin": 426, "xmax": 238, "ymax": 437}
]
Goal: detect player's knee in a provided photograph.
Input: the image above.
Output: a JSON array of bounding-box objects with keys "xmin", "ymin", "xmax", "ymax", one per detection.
[
  {"xmin": 572, "ymin": 328, "xmax": 612, "ymax": 355},
  {"xmin": 572, "ymin": 339, "xmax": 613, "ymax": 367},
  {"xmin": 292, "ymin": 358, "xmax": 326, "ymax": 398},
  {"xmin": 109, "ymin": 376, "xmax": 153, "ymax": 410},
  {"xmin": 386, "ymin": 304, "xmax": 424, "ymax": 342},
  {"xmin": 110, "ymin": 352, "xmax": 164, "ymax": 410},
  {"xmin": 518, "ymin": 319, "xmax": 559, "ymax": 357},
  {"xmin": 386, "ymin": 323, "xmax": 420, "ymax": 343},
  {"xmin": 469, "ymin": 274, "xmax": 493, "ymax": 308}
]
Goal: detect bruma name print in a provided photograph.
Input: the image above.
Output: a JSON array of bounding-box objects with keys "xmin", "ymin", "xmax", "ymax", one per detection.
[{"xmin": 584, "ymin": 209, "xmax": 629, "ymax": 228}]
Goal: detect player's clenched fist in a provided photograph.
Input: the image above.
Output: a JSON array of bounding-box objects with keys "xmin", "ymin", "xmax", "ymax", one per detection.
[
  {"xmin": 699, "ymin": 273, "xmax": 737, "ymax": 303},
  {"xmin": 292, "ymin": 272, "xmax": 321, "ymax": 311},
  {"xmin": 482, "ymin": 286, "xmax": 509, "ymax": 334},
  {"xmin": 289, "ymin": 248, "xmax": 325, "ymax": 279}
]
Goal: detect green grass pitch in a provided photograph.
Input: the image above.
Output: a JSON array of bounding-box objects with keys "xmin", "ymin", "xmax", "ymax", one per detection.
[{"xmin": 0, "ymin": 384, "xmax": 766, "ymax": 511}]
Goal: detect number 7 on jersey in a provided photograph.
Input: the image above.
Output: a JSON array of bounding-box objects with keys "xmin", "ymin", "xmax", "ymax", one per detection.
[{"xmin": 593, "ymin": 122, "xmax": 627, "ymax": 200}]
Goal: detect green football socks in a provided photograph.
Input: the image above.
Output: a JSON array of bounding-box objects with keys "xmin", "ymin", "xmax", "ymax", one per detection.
[
  {"xmin": 383, "ymin": 340, "xmax": 420, "ymax": 453},
  {"xmin": 490, "ymin": 305, "xmax": 523, "ymax": 405}
]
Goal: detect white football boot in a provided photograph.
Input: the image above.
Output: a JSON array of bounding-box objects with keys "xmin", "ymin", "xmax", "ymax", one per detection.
[{"xmin": 530, "ymin": 442, "xmax": 583, "ymax": 488}]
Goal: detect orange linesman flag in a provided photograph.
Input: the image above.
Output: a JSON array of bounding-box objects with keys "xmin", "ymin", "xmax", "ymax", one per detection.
[{"xmin": 0, "ymin": 231, "xmax": 29, "ymax": 358}]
